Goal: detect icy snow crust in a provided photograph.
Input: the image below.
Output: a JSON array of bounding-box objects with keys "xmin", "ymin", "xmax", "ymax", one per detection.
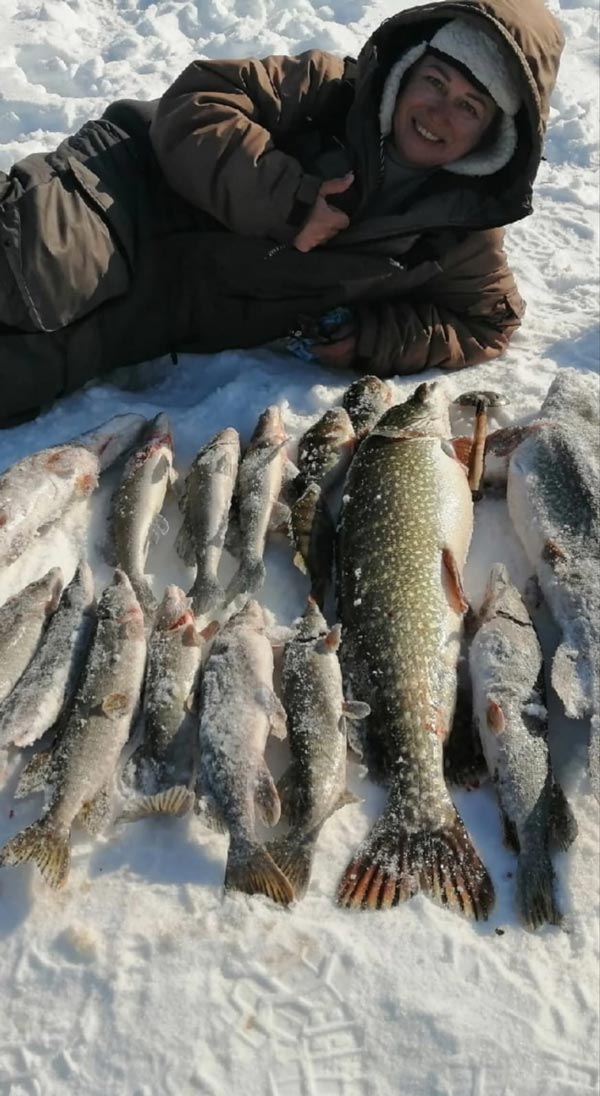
[{"xmin": 0, "ymin": 1, "xmax": 598, "ymax": 1094}]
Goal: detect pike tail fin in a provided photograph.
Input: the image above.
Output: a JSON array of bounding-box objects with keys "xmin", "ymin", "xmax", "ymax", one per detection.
[
  {"xmin": 337, "ymin": 804, "xmax": 494, "ymax": 921},
  {"xmin": 118, "ymin": 785, "xmax": 195, "ymax": 822},
  {"xmin": 225, "ymin": 842, "xmax": 294, "ymax": 906},
  {"xmin": 0, "ymin": 816, "xmax": 71, "ymax": 888},
  {"xmin": 268, "ymin": 832, "xmax": 317, "ymax": 900},
  {"xmin": 516, "ymin": 853, "xmax": 562, "ymax": 931}
]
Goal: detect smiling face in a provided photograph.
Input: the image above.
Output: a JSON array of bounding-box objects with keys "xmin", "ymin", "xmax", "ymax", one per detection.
[{"xmin": 391, "ymin": 54, "xmax": 498, "ymax": 167}]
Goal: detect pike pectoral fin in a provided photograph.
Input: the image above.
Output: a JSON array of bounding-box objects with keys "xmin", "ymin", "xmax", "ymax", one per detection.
[
  {"xmin": 0, "ymin": 816, "xmax": 71, "ymax": 888},
  {"xmin": 449, "ymin": 435, "xmax": 472, "ymax": 470},
  {"xmin": 441, "ymin": 547, "xmax": 469, "ymax": 614},
  {"xmin": 14, "ymin": 750, "xmax": 56, "ymax": 798},
  {"xmin": 149, "ymin": 513, "xmax": 169, "ymax": 545},
  {"xmin": 261, "ymin": 690, "xmax": 287, "ymax": 740},
  {"xmin": 255, "ymin": 762, "xmax": 281, "ymax": 827},
  {"xmin": 343, "ymin": 700, "xmax": 371, "ymax": 722},
  {"xmin": 78, "ymin": 784, "xmax": 113, "ymax": 835},
  {"xmin": 268, "ymin": 500, "xmax": 291, "ymax": 537},
  {"xmin": 225, "ymin": 843, "xmax": 294, "ymax": 906},
  {"xmin": 337, "ymin": 805, "xmax": 494, "ymax": 921}
]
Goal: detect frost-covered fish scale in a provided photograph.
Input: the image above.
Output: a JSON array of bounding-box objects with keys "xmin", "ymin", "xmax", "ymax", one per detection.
[
  {"xmin": 0, "ymin": 562, "xmax": 96, "ymax": 749},
  {"xmin": 0, "ymin": 568, "xmax": 63, "ymax": 704},
  {"xmin": 111, "ymin": 412, "xmax": 176, "ymax": 622},
  {"xmin": 225, "ymin": 406, "xmax": 290, "ymax": 605},
  {"xmin": 0, "ymin": 569, "xmax": 147, "ymax": 888},
  {"xmin": 342, "ymin": 375, "xmax": 393, "ymax": 439},
  {"xmin": 0, "ymin": 445, "xmax": 99, "ymax": 567},
  {"xmin": 268, "ymin": 599, "xmax": 367, "ymax": 898},
  {"xmin": 505, "ymin": 372, "xmax": 600, "ymax": 797},
  {"xmin": 470, "ymin": 564, "xmax": 577, "ymax": 929},
  {"xmin": 122, "ymin": 585, "xmax": 207, "ymax": 819},
  {"xmin": 296, "ymin": 407, "xmax": 356, "ymax": 494},
  {"xmin": 336, "ymin": 382, "xmax": 494, "ymax": 919},
  {"xmin": 197, "ymin": 599, "xmax": 293, "ymax": 904},
  {"xmin": 175, "ymin": 427, "xmax": 240, "ymax": 619}
]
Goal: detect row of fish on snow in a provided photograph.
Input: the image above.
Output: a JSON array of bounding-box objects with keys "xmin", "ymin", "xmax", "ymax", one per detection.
[{"xmin": 0, "ymin": 367, "xmax": 597, "ymax": 930}]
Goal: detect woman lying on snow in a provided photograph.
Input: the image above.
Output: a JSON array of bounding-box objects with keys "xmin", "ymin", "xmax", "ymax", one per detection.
[{"xmin": 0, "ymin": 0, "xmax": 564, "ymax": 427}]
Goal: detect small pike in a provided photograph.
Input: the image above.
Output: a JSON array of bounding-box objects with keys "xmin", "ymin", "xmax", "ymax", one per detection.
[
  {"xmin": 0, "ymin": 570, "xmax": 147, "ymax": 888},
  {"xmin": 269, "ymin": 600, "xmax": 368, "ymax": 898},
  {"xmin": 175, "ymin": 427, "xmax": 240, "ymax": 619},
  {"xmin": 296, "ymin": 407, "xmax": 356, "ymax": 494},
  {"xmin": 470, "ymin": 564, "xmax": 577, "ymax": 929},
  {"xmin": 0, "ymin": 562, "xmax": 96, "ymax": 749},
  {"xmin": 289, "ymin": 483, "xmax": 335, "ymax": 609},
  {"xmin": 342, "ymin": 376, "xmax": 393, "ymax": 439},
  {"xmin": 0, "ymin": 568, "xmax": 63, "ymax": 704},
  {"xmin": 121, "ymin": 585, "xmax": 207, "ymax": 820},
  {"xmin": 197, "ymin": 599, "xmax": 293, "ymax": 904},
  {"xmin": 111, "ymin": 413, "xmax": 176, "ymax": 622},
  {"xmin": 0, "ymin": 446, "xmax": 99, "ymax": 567}
]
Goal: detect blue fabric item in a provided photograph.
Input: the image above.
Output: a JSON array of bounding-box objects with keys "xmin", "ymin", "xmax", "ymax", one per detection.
[{"xmin": 284, "ymin": 306, "xmax": 354, "ymax": 361}]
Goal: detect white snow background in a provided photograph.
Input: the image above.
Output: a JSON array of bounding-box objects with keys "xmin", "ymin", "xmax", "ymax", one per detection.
[{"xmin": 0, "ymin": 2, "xmax": 598, "ymax": 1094}]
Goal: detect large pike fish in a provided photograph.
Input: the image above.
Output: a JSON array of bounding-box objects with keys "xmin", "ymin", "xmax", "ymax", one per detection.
[
  {"xmin": 470, "ymin": 563, "xmax": 577, "ymax": 930},
  {"xmin": 336, "ymin": 381, "xmax": 494, "ymax": 919}
]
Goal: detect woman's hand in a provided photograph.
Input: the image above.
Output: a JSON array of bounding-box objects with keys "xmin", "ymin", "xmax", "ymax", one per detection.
[{"xmin": 293, "ymin": 173, "xmax": 354, "ymax": 252}]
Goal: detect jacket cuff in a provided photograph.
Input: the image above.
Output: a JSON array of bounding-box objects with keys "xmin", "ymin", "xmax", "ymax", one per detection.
[{"xmin": 274, "ymin": 173, "xmax": 322, "ymax": 243}]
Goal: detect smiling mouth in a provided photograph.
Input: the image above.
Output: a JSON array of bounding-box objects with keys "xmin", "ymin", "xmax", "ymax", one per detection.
[{"xmin": 413, "ymin": 119, "xmax": 444, "ymax": 143}]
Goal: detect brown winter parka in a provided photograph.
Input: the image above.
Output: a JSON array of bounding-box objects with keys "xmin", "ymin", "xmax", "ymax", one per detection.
[{"xmin": 0, "ymin": 0, "xmax": 564, "ymax": 423}]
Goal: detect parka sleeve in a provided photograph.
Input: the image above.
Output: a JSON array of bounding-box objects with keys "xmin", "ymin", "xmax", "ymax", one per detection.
[
  {"xmin": 150, "ymin": 51, "xmax": 347, "ymax": 243},
  {"xmin": 353, "ymin": 229, "xmax": 526, "ymax": 375}
]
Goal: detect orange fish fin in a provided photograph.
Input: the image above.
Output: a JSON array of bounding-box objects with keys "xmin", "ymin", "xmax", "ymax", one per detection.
[{"xmin": 441, "ymin": 547, "xmax": 469, "ymax": 614}]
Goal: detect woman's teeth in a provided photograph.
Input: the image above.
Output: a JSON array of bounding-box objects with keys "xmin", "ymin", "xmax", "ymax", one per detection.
[{"xmin": 414, "ymin": 120, "xmax": 442, "ymax": 143}]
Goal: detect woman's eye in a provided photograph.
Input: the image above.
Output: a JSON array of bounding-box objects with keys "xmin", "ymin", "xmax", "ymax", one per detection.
[
  {"xmin": 424, "ymin": 74, "xmax": 444, "ymax": 90},
  {"xmin": 460, "ymin": 100, "xmax": 478, "ymax": 119}
]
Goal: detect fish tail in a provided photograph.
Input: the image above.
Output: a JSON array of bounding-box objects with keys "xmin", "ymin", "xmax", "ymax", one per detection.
[
  {"xmin": 118, "ymin": 785, "xmax": 196, "ymax": 822},
  {"xmin": 516, "ymin": 852, "xmax": 562, "ymax": 931},
  {"xmin": 268, "ymin": 831, "xmax": 318, "ymax": 900},
  {"xmin": 225, "ymin": 558, "xmax": 266, "ymax": 605},
  {"xmin": 548, "ymin": 782, "xmax": 578, "ymax": 850},
  {"xmin": 0, "ymin": 816, "xmax": 71, "ymax": 888},
  {"xmin": 337, "ymin": 804, "xmax": 494, "ymax": 920},
  {"xmin": 190, "ymin": 574, "xmax": 225, "ymax": 618},
  {"xmin": 225, "ymin": 842, "xmax": 294, "ymax": 906}
]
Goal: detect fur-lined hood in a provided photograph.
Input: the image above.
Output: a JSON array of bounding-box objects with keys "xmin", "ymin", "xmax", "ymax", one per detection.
[{"xmin": 346, "ymin": 0, "xmax": 564, "ymax": 224}]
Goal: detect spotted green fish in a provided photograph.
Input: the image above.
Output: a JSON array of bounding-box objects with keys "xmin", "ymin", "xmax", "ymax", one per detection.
[{"xmin": 336, "ymin": 381, "xmax": 494, "ymax": 919}]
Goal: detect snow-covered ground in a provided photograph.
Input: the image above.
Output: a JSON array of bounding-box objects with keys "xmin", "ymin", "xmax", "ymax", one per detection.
[{"xmin": 0, "ymin": 2, "xmax": 598, "ymax": 1094}]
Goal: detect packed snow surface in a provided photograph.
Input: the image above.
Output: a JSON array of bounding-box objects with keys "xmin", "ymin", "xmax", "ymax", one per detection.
[{"xmin": 0, "ymin": 1, "xmax": 598, "ymax": 1094}]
